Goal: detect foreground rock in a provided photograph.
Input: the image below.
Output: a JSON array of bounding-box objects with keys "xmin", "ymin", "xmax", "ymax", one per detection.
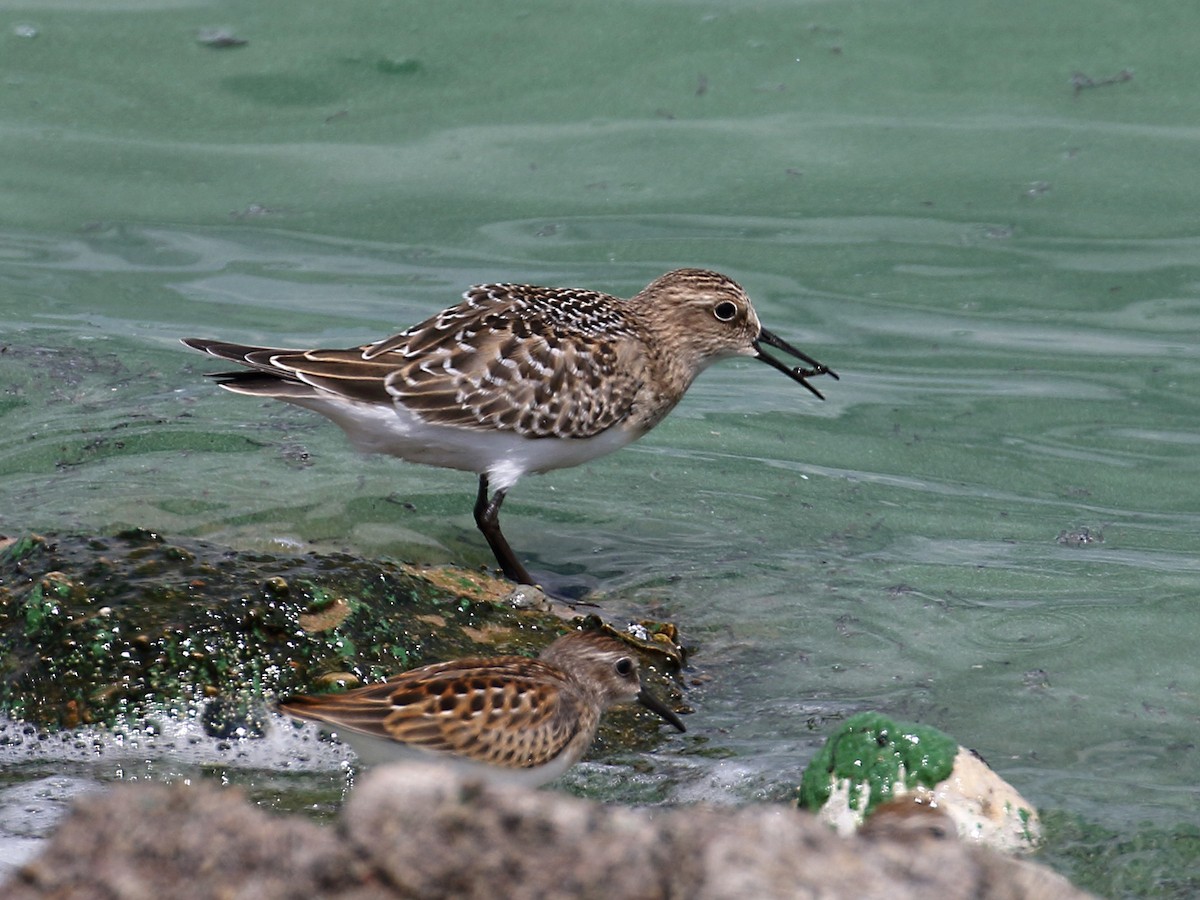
[{"xmin": 6, "ymin": 763, "xmax": 1090, "ymax": 899}]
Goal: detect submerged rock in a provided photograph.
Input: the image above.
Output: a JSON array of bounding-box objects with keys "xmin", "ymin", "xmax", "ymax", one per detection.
[
  {"xmin": 0, "ymin": 531, "xmax": 684, "ymax": 748},
  {"xmin": 797, "ymin": 711, "xmax": 1041, "ymax": 854},
  {"xmin": 4, "ymin": 764, "xmax": 1089, "ymax": 899}
]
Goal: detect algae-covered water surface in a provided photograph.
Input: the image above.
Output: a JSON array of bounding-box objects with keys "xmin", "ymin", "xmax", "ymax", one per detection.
[{"xmin": 2, "ymin": 1, "xmax": 1200, "ymax": 895}]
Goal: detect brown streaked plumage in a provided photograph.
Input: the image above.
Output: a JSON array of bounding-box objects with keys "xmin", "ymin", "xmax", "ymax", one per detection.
[
  {"xmin": 183, "ymin": 268, "xmax": 837, "ymax": 585},
  {"xmin": 277, "ymin": 630, "xmax": 686, "ymax": 786}
]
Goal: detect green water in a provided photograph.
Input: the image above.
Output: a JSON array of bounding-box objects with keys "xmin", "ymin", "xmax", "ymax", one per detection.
[{"xmin": 3, "ymin": 1, "xmax": 1199, "ymax": 894}]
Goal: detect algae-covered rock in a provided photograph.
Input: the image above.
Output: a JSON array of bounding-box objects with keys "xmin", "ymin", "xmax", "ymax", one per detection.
[
  {"xmin": 797, "ymin": 711, "xmax": 1041, "ymax": 854},
  {"xmin": 0, "ymin": 531, "xmax": 684, "ymax": 741}
]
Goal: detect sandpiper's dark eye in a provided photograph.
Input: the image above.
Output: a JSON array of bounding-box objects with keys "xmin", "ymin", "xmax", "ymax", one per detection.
[
  {"xmin": 713, "ymin": 300, "xmax": 738, "ymax": 321},
  {"xmin": 615, "ymin": 657, "xmax": 635, "ymax": 676}
]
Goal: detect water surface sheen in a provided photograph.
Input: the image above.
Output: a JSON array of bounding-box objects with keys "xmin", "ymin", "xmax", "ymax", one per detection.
[{"xmin": 2, "ymin": 0, "xmax": 1199, "ymax": 893}]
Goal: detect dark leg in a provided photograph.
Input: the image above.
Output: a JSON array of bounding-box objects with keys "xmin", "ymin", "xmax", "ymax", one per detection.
[{"xmin": 473, "ymin": 474, "xmax": 535, "ymax": 586}]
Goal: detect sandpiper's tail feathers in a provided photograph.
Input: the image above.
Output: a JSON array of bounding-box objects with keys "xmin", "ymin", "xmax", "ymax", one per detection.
[
  {"xmin": 276, "ymin": 682, "xmax": 399, "ymax": 741},
  {"xmin": 182, "ymin": 337, "xmax": 313, "ymax": 399},
  {"xmin": 181, "ymin": 337, "xmax": 390, "ymax": 402},
  {"xmin": 181, "ymin": 336, "xmax": 291, "ymax": 366}
]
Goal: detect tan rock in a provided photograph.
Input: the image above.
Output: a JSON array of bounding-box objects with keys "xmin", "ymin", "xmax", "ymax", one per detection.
[{"xmin": 3, "ymin": 763, "xmax": 1091, "ymax": 900}]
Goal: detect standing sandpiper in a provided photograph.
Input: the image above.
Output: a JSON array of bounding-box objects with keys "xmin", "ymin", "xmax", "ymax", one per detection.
[
  {"xmin": 184, "ymin": 268, "xmax": 837, "ymax": 584},
  {"xmin": 277, "ymin": 630, "xmax": 686, "ymax": 786}
]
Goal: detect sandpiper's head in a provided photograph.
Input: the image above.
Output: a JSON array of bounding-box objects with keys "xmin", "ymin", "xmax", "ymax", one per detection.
[
  {"xmin": 539, "ymin": 631, "xmax": 686, "ymax": 732},
  {"xmin": 634, "ymin": 268, "xmax": 838, "ymax": 399}
]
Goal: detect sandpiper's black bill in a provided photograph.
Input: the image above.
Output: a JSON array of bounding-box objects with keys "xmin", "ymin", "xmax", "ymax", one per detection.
[
  {"xmin": 637, "ymin": 689, "xmax": 687, "ymax": 733},
  {"xmin": 753, "ymin": 328, "xmax": 839, "ymax": 400}
]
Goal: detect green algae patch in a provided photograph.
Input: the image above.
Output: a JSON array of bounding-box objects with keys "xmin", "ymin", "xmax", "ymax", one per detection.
[
  {"xmin": 0, "ymin": 531, "xmax": 682, "ymax": 739},
  {"xmin": 796, "ymin": 711, "xmax": 958, "ymax": 815}
]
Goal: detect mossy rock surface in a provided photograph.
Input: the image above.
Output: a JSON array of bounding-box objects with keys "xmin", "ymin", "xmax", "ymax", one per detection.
[{"xmin": 0, "ymin": 531, "xmax": 683, "ymax": 742}]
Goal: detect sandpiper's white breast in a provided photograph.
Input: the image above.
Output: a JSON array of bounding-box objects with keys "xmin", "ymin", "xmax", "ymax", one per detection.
[{"xmin": 287, "ymin": 394, "xmax": 639, "ymax": 492}]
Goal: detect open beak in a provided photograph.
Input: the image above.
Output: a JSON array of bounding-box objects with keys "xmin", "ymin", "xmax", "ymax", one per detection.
[
  {"xmin": 753, "ymin": 328, "xmax": 839, "ymax": 400},
  {"xmin": 637, "ymin": 688, "xmax": 687, "ymax": 733}
]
